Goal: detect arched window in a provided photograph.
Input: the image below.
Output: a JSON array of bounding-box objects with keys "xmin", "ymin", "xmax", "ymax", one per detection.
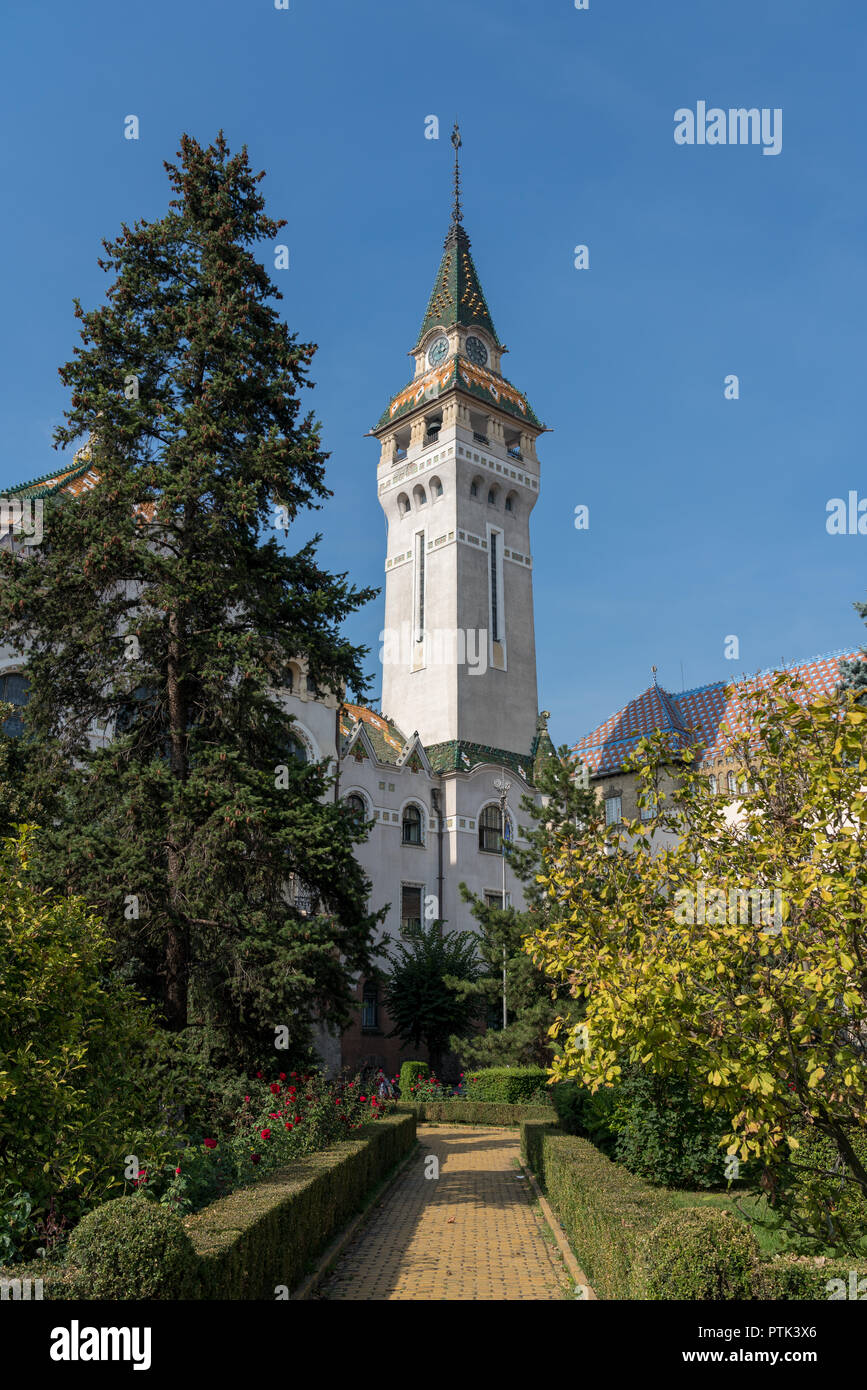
[
  {"xmin": 709, "ymin": 774, "xmax": 718, "ymax": 794},
  {"xmin": 505, "ymin": 491, "xmax": 517, "ymax": 514},
  {"xmin": 306, "ymin": 673, "xmax": 317, "ymax": 694},
  {"xmin": 397, "ymin": 492, "xmax": 411, "ymax": 515},
  {"xmin": 413, "ymin": 484, "xmax": 427, "ymax": 508},
  {"xmin": 487, "ymin": 487, "xmax": 498, "ymax": 506},
  {"xmin": 286, "ymin": 733, "xmax": 308, "ymax": 764},
  {"xmin": 470, "ymin": 475, "xmax": 482, "ymax": 498},
  {"xmin": 402, "ymin": 803, "xmax": 423, "ymax": 846},
  {"xmin": 0, "ymin": 672, "xmax": 30, "ymax": 738},
  {"xmin": 739, "ymin": 776, "xmax": 748, "ymax": 795},
  {"xmin": 345, "ymin": 792, "xmax": 366, "ymax": 823},
  {"xmin": 727, "ymin": 771, "xmax": 737, "ymax": 794},
  {"xmin": 478, "ymin": 803, "xmax": 504, "ymax": 853},
  {"xmin": 430, "ymin": 476, "xmax": 443, "ymax": 499}
]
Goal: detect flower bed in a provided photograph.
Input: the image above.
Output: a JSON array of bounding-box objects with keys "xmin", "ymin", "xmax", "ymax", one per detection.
[
  {"xmin": 123, "ymin": 1069, "xmax": 389, "ymax": 1217},
  {"xmin": 18, "ymin": 1112, "xmax": 416, "ymax": 1300}
]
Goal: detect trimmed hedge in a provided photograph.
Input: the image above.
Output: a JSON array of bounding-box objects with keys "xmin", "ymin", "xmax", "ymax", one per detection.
[
  {"xmin": 522, "ymin": 1121, "xmax": 673, "ymax": 1298},
  {"xmin": 756, "ymin": 1256, "xmax": 867, "ymax": 1301},
  {"xmin": 396, "ymin": 1101, "xmax": 554, "ymax": 1127},
  {"xmin": 66, "ymin": 1195, "xmax": 199, "ymax": 1300},
  {"xmin": 521, "ymin": 1121, "xmax": 867, "ymax": 1301},
  {"xmin": 187, "ymin": 1112, "xmax": 415, "ymax": 1299},
  {"xmin": 21, "ymin": 1113, "xmax": 415, "ymax": 1300},
  {"xmin": 466, "ymin": 1067, "xmax": 549, "ymax": 1104},
  {"xmin": 637, "ymin": 1208, "xmax": 759, "ymax": 1300},
  {"xmin": 399, "ymin": 1061, "xmax": 429, "ymax": 1095}
]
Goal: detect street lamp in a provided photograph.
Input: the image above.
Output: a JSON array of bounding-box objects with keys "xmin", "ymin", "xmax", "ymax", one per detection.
[{"xmin": 493, "ymin": 771, "xmax": 511, "ymax": 1030}]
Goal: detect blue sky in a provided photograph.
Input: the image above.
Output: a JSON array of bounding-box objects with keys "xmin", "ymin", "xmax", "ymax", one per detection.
[{"xmin": 2, "ymin": 0, "xmax": 865, "ymax": 747}]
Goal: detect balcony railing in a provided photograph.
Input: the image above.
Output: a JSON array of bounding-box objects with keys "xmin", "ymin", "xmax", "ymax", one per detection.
[
  {"xmin": 507, "ymin": 445, "xmax": 523, "ymax": 460},
  {"xmin": 473, "ymin": 431, "xmax": 489, "ymax": 444}
]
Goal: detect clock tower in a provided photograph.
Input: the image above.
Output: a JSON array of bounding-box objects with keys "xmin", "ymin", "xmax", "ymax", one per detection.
[{"xmin": 371, "ymin": 125, "xmax": 544, "ymax": 759}]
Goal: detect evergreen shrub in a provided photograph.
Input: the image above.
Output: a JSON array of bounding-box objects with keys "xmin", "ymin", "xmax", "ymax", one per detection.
[{"xmin": 466, "ymin": 1067, "xmax": 549, "ymax": 1103}]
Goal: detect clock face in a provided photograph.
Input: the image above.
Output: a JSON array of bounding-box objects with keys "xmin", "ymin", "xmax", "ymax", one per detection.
[
  {"xmin": 465, "ymin": 335, "xmax": 488, "ymax": 366},
  {"xmin": 427, "ymin": 335, "xmax": 449, "ymax": 367}
]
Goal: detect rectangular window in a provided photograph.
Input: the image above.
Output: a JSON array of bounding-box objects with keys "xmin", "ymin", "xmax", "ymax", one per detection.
[
  {"xmin": 485, "ymin": 891, "xmax": 509, "ymax": 909},
  {"xmin": 400, "ymin": 884, "xmax": 422, "ymax": 934},
  {"xmin": 605, "ymin": 795, "xmax": 622, "ymax": 826},
  {"xmin": 639, "ymin": 795, "xmax": 657, "ymax": 822},
  {"xmin": 490, "ymin": 531, "xmax": 499, "ymax": 642},
  {"xmin": 415, "ymin": 531, "xmax": 425, "ymax": 641},
  {"xmin": 361, "ymin": 986, "xmax": 379, "ymax": 1031}
]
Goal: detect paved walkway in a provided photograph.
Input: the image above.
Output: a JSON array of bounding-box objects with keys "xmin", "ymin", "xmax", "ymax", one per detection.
[{"xmin": 318, "ymin": 1125, "xmax": 570, "ymax": 1301}]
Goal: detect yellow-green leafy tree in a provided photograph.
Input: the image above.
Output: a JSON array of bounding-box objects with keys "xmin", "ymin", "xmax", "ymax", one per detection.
[
  {"xmin": 527, "ymin": 677, "xmax": 867, "ymax": 1238},
  {"xmin": 0, "ymin": 826, "xmax": 160, "ymax": 1233}
]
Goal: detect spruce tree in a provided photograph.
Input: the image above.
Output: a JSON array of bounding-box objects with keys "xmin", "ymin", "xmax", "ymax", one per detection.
[
  {"xmin": 0, "ymin": 133, "xmax": 380, "ymax": 1062},
  {"xmin": 839, "ymin": 592, "xmax": 867, "ymax": 699},
  {"xmin": 448, "ymin": 748, "xmax": 596, "ymax": 1068}
]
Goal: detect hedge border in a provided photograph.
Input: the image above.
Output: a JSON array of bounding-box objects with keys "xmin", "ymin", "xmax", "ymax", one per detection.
[
  {"xmin": 520, "ymin": 1121, "xmax": 867, "ymax": 1302},
  {"xmin": 15, "ymin": 1112, "xmax": 415, "ymax": 1301},
  {"xmin": 396, "ymin": 1101, "xmax": 555, "ymax": 1126}
]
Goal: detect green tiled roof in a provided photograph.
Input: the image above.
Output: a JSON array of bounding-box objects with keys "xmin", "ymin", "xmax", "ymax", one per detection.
[
  {"xmin": 340, "ymin": 703, "xmax": 407, "ymax": 765},
  {"xmin": 375, "ymin": 355, "xmax": 542, "ymax": 432},
  {"xmin": 529, "ymin": 710, "xmax": 556, "ymax": 784},
  {"xmin": 425, "ymin": 739, "xmax": 534, "ymax": 781},
  {"xmin": 416, "ymin": 222, "xmax": 499, "ymax": 349}
]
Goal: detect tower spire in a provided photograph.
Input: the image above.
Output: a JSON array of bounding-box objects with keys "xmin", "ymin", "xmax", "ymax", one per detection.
[{"xmin": 451, "ymin": 121, "xmax": 463, "ymax": 225}]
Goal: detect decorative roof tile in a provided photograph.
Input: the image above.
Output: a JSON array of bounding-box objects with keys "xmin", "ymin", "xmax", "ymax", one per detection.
[
  {"xmin": 416, "ymin": 222, "xmax": 499, "ymax": 349},
  {"xmin": 573, "ymin": 651, "xmax": 859, "ymax": 776},
  {"xmin": 375, "ymin": 354, "xmax": 542, "ymax": 432},
  {"xmin": 5, "ymin": 442, "xmax": 101, "ymax": 500},
  {"xmin": 340, "ymin": 703, "xmax": 406, "ymax": 765}
]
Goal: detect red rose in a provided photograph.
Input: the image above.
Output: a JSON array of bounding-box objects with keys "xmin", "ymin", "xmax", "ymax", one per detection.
[
  {"xmin": 261, "ymin": 1128, "xmax": 271, "ymax": 1140},
  {"xmin": 270, "ymin": 1082, "xmax": 280, "ymax": 1095},
  {"xmin": 256, "ymin": 1071, "xmax": 263, "ymax": 1079},
  {"xmin": 279, "ymin": 1072, "xmax": 286, "ymax": 1081},
  {"xmin": 360, "ymin": 1096, "xmax": 366, "ymax": 1102},
  {"xmin": 250, "ymin": 1153, "xmax": 261, "ymax": 1164},
  {"xmin": 204, "ymin": 1138, "xmax": 217, "ymax": 1150},
  {"xmin": 285, "ymin": 1122, "xmax": 293, "ymax": 1130},
  {"xmin": 175, "ymin": 1166, "xmax": 181, "ymax": 1175}
]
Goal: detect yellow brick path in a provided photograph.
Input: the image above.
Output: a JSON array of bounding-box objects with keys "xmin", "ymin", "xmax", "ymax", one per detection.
[{"xmin": 318, "ymin": 1125, "xmax": 570, "ymax": 1301}]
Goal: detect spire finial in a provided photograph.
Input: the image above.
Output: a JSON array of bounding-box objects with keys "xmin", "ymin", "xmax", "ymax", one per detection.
[{"xmin": 451, "ymin": 121, "xmax": 463, "ymax": 225}]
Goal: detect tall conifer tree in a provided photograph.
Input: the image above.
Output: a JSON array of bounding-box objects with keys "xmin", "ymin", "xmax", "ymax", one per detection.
[{"xmin": 0, "ymin": 133, "xmax": 380, "ymax": 1060}]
